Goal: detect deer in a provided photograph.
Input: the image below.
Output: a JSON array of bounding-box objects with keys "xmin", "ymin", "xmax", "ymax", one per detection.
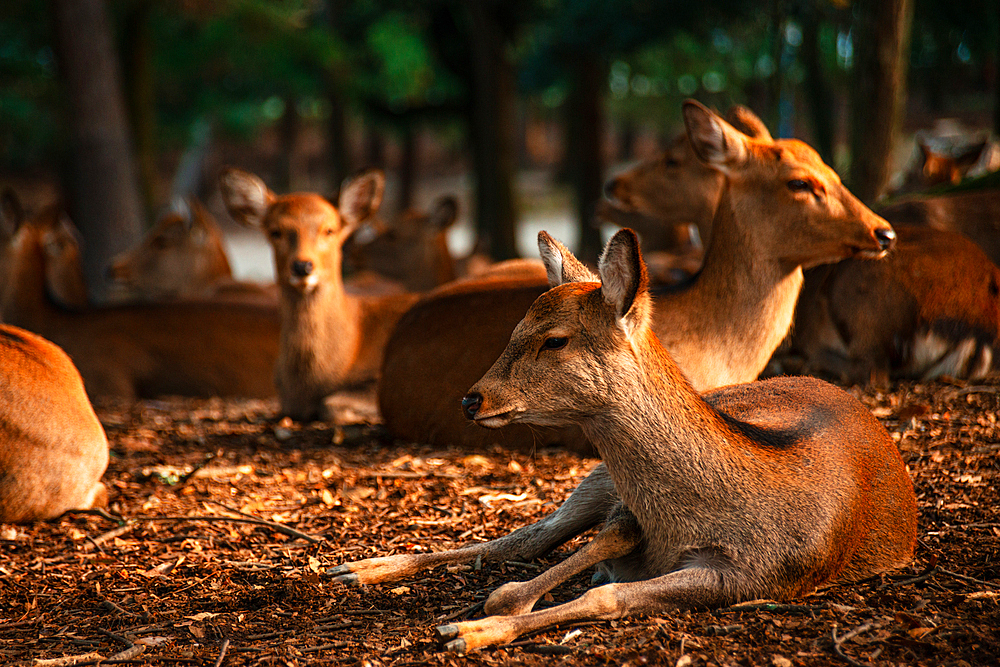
[
  {"xmin": 107, "ymin": 197, "xmax": 236, "ymax": 301},
  {"xmin": 333, "ymin": 229, "xmax": 918, "ymax": 653},
  {"xmin": 792, "ymin": 224, "xmax": 1000, "ymax": 385},
  {"xmin": 344, "ymin": 195, "xmax": 460, "ymax": 292},
  {"xmin": 0, "ymin": 202, "xmax": 280, "ymax": 400},
  {"xmin": 598, "ymin": 112, "xmax": 1000, "ymax": 384},
  {"xmin": 879, "ymin": 188, "xmax": 1000, "ymax": 267},
  {"xmin": 0, "ymin": 325, "xmax": 109, "ymax": 523},
  {"xmin": 1, "ymin": 188, "xmax": 89, "ymax": 310},
  {"xmin": 377, "ymin": 100, "xmax": 895, "ymax": 451},
  {"xmin": 219, "ymin": 168, "xmax": 421, "ymax": 421}
]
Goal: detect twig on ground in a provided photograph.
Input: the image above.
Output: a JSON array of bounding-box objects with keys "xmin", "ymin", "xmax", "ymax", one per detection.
[
  {"xmin": 212, "ymin": 638, "xmax": 230, "ymax": 667},
  {"xmin": 831, "ymin": 622, "xmax": 874, "ymax": 667},
  {"xmin": 435, "ymin": 601, "xmax": 485, "ymax": 622},
  {"xmin": 940, "ymin": 568, "xmax": 1000, "ymax": 589},
  {"xmin": 141, "ymin": 514, "xmax": 322, "ymax": 544},
  {"xmin": 84, "ymin": 524, "xmax": 136, "ymax": 552},
  {"xmin": 96, "ymin": 627, "xmax": 134, "ymax": 647},
  {"xmin": 880, "ymin": 565, "xmax": 940, "ymax": 589}
]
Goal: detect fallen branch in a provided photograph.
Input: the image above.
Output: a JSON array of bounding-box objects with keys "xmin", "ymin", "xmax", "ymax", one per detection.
[
  {"xmin": 939, "ymin": 568, "xmax": 1000, "ymax": 589},
  {"xmin": 212, "ymin": 638, "xmax": 230, "ymax": 667},
  {"xmin": 141, "ymin": 514, "xmax": 322, "ymax": 544},
  {"xmin": 831, "ymin": 622, "xmax": 874, "ymax": 667}
]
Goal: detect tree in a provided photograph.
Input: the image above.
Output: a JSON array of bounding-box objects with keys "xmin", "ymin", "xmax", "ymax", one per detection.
[
  {"xmin": 52, "ymin": 0, "xmax": 144, "ymax": 302},
  {"xmin": 848, "ymin": 0, "xmax": 915, "ymax": 204}
]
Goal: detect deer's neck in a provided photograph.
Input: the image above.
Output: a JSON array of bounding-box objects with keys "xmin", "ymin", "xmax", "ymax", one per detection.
[
  {"xmin": 581, "ymin": 330, "xmax": 751, "ymax": 539},
  {"xmin": 279, "ymin": 271, "xmax": 360, "ymax": 379},
  {"xmin": 657, "ymin": 185, "xmax": 803, "ymax": 391}
]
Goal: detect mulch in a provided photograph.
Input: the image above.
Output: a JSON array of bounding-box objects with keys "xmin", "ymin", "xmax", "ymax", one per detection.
[{"xmin": 1, "ymin": 378, "xmax": 998, "ymax": 667}]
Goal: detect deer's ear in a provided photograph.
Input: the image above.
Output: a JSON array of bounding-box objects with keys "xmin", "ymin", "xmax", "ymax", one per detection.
[
  {"xmin": 683, "ymin": 100, "xmax": 748, "ymax": 171},
  {"xmin": 339, "ymin": 169, "xmax": 385, "ymax": 227},
  {"xmin": 219, "ymin": 169, "xmax": 274, "ymax": 229},
  {"xmin": 599, "ymin": 228, "xmax": 650, "ymax": 338},
  {"xmin": 725, "ymin": 104, "xmax": 772, "ymax": 141},
  {"xmin": 537, "ymin": 231, "xmax": 597, "ymax": 288}
]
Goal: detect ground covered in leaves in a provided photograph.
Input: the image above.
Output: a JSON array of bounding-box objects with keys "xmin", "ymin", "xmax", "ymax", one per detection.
[{"xmin": 1, "ymin": 378, "xmax": 999, "ymax": 667}]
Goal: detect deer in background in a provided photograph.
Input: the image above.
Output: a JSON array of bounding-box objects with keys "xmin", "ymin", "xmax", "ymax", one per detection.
[
  {"xmin": 0, "ymin": 325, "xmax": 109, "ymax": 523},
  {"xmin": 793, "ymin": 225, "xmax": 1000, "ymax": 384},
  {"xmin": 378, "ymin": 100, "xmax": 895, "ymax": 451},
  {"xmin": 1, "ymin": 189, "xmax": 88, "ymax": 310},
  {"xmin": 345, "ymin": 195, "xmax": 460, "ymax": 292},
  {"xmin": 334, "ymin": 229, "xmax": 918, "ymax": 653},
  {"xmin": 600, "ymin": 111, "xmax": 1000, "ymax": 384},
  {"xmin": 0, "ymin": 202, "xmax": 280, "ymax": 400},
  {"xmin": 106, "ymin": 197, "xmax": 241, "ymax": 301},
  {"xmin": 220, "ymin": 168, "xmax": 420, "ymax": 421}
]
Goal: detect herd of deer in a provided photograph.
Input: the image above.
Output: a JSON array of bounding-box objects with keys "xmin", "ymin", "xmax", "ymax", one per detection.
[{"xmin": 4, "ymin": 99, "xmax": 1000, "ymax": 651}]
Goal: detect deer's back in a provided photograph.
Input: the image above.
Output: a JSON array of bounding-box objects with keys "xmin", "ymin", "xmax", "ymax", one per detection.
[
  {"xmin": 793, "ymin": 225, "xmax": 1000, "ymax": 382},
  {"xmin": 704, "ymin": 375, "xmax": 917, "ymax": 584},
  {"xmin": 379, "ymin": 277, "xmax": 590, "ymax": 451},
  {"xmin": 881, "ymin": 189, "xmax": 1000, "ymax": 265},
  {"xmin": 37, "ymin": 300, "xmax": 281, "ymax": 400},
  {"xmin": 0, "ymin": 325, "xmax": 109, "ymax": 522}
]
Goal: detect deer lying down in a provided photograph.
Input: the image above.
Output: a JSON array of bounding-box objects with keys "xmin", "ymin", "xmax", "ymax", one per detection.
[
  {"xmin": 333, "ymin": 230, "xmax": 918, "ymax": 653},
  {"xmin": 106, "ymin": 196, "xmax": 278, "ymax": 304},
  {"xmin": 345, "ymin": 195, "xmax": 460, "ymax": 292},
  {"xmin": 0, "ymin": 325, "xmax": 108, "ymax": 523},
  {"xmin": 879, "ymin": 188, "xmax": 1000, "ymax": 268},
  {"xmin": 794, "ymin": 224, "xmax": 1000, "ymax": 384},
  {"xmin": 378, "ymin": 100, "xmax": 894, "ymax": 450},
  {"xmin": 1, "ymin": 203, "xmax": 280, "ymax": 400},
  {"xmin": 220, "ymin": 168, "xmax": 420, "ymax": 421},
  {"xmin": 599, "ymin": 111, "xmax": 1000, "ymax": 383}
]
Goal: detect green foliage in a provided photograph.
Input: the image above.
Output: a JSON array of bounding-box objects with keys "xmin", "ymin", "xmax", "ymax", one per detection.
[{"xmin": 0, "ymin": 0, "xmax": 60, "ymax": 168}]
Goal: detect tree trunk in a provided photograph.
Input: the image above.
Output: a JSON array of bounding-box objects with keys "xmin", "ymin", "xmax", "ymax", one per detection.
[
  {"xmin": 465, "ymin": 2, "xmax": 518, "ymax": 260},
  {"xmin": 52, "ymin": 0, "xmax": 144, "ymax": 302},
  {"xmin": 565, "ymin": 55, "xmax": 605, "ymax": 264},
  {"xmin": 123, "ymin": 1, "xmax": 157, "ymax": 216},
  {"xmin": 848, "ymin": 0, "xmax": 914, "ymax": 204},
  {"xmin": 801, "ymin": 5, "xmax": 834, "ymax": 164},
  {"xmin": 323, "ymin": 0, "xmax": 350, "ymax": 188},
  {"xmin": 397, "ymin": 126, "xmax": 417, "ymax": 213}
]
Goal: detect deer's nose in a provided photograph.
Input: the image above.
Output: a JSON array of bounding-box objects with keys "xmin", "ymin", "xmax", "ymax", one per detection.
[
  {"xmin": 461, "ymin": 392, "xmax": 483, "ymax": 420},
  {"xmin": 291, "ymin": 260, "xmax": 314, "ymax": 277},
  {"xmin": 875, "ymin": 227, "xmax": 896, "ymax": 252}
]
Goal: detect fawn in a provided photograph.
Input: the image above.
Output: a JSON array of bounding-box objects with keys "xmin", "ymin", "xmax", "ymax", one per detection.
[
  {"xmin": 0, "ymin": 325, "xmax": 108, "ymax": 523},
  {"xmin": 378, "ymin": 100, "xmax": 895, "ymax": 450},
  {"xmin": 333, "ymin": 229, "xmax": 917, "ymax": 652},
  {"xmin": 220, "ymin": 168, "xmax": 420, "ymax": 421}
]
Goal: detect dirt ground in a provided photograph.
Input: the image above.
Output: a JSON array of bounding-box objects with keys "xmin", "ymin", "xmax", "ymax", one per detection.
[{"xmin": 1, "ymin": 377, "xmax": 998, "ymax": 667}]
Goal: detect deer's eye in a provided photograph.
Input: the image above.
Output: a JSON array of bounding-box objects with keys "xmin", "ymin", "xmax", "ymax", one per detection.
[
  {"xmin": 787, "ymin": 179, "xmax": 812, "ymax": 193},
  {"xmin": 269, "ymin": 229, "xmax": 283, "ymax": 240},
  {"xmin": 542, "ymin": 337, "xmax": 568, "ymax": 351}
]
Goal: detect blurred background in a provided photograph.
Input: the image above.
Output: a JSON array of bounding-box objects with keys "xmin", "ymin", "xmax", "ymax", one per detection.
[{"xmin": 1, "ymin": 0, "xmax": 997, "ymax": 293}]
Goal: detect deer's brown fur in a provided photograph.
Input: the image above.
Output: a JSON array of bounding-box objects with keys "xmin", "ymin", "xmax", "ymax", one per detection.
[
  {"xmin": 335, "ymin": 229, "xmax": 917, "ymax": 652},
  {"xmin": 0, "ymin": 325, "xmax": 109, "ymax": 523},
  {"xmin": 220, "ymin": 168, "xmax": 419, "ymax": 421}
]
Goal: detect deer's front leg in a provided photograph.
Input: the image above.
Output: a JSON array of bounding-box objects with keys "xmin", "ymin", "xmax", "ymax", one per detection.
[
  {"xmin": 483, "ymin": 506, "xmax": 641, "ymax": 616},
  {"xmin": 437, "ymin": 566, "xmax": 732, "ymax": 654}
]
